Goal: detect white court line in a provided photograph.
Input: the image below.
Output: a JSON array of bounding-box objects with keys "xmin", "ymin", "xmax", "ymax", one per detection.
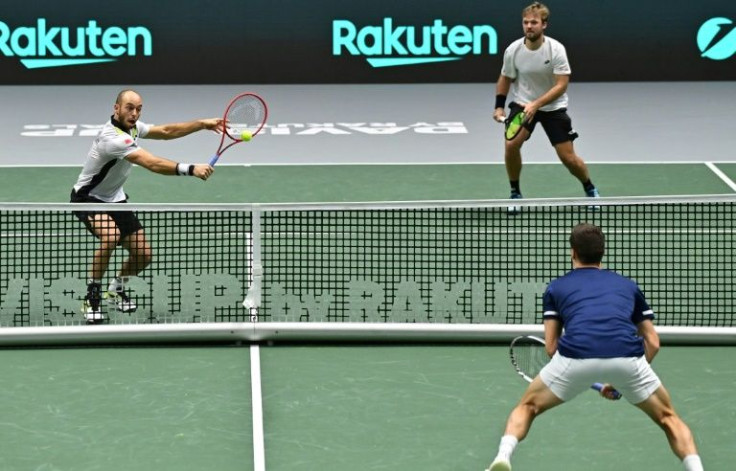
[
  {"xmin": 705, "ymin": 162, "xmax": 736, "ymax": 192},
  {"xmin": 3, "ymin": 161, "xmax": 736, "ymax": 168},
  {"xmin": 251, "ymin": 344, "xmax": 266, "ymax": 471}
]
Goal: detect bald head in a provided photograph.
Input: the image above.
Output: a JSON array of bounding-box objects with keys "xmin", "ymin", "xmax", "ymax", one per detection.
[
  {"xmin": 116, "ymin": 89, "xmax": 141, "ymax": 105},
  {"xmin": 113, "ymin": 89, "xmax": 143, "ymax": 130}
]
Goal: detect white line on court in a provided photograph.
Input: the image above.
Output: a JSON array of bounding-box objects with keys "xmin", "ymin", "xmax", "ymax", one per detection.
[
  {"xmin": 251, "ymin": 344, "xmax": 266, "ymax": 471},
  {"xmin": 705, "ymin": 162, "xmax": 736, "ymax": 192},
  {"xmin": 2, "ymin": 161, "xmax": 736, "ymax": 168}
]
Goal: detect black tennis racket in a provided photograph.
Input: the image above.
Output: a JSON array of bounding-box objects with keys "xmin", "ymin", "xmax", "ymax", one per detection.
[{"xmin": 509, "ymin": 335, "xmax": 622, "ymax": 399}]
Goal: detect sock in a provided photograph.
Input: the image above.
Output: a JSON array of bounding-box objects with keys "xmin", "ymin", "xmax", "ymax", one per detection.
[
  {"xmin": 495, "ymin": 434, "xmax": 519, "ymax": 461},
  {"xmin": 510, "ymin": 181, "xmax": 521, "ymax": 195},
  {"xmin": 108, "ymin": 276, "xmax": 128, "ymax": 293},
  {"xmin": 582, "ymin": 179, "xmax": 595, "ymax": 192},
  {"xmin": 682, "ymin": 454, "xmax": 703, "ymax": 471}
]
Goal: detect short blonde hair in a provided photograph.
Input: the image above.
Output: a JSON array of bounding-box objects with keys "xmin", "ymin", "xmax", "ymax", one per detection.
[{"xmin": 522, "ymin": 2, "xmax": 550, "ymax": 23}]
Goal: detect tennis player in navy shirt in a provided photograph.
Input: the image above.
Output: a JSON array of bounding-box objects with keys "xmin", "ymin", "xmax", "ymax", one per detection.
[{"xmin": 487, "ymin": 223, "xmax": 704, "ymax": 471}]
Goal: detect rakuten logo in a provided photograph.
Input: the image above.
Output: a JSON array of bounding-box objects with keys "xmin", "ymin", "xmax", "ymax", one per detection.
[
  {"xmin": 0, "ymin": 18, "xmax": 152, "ymax": 69},
  {"xmin": 333, "ymin": 18, "xmax": 497, "ymax": 67}
]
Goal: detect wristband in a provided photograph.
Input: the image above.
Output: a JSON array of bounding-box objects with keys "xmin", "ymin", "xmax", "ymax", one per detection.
[
  {"xmin": 495, "ymin": 94, "xmax": 507, "ymax": 110},
  {"xmin": 176, "ymin": 163, "xmax": 194, "ymax": 176}
]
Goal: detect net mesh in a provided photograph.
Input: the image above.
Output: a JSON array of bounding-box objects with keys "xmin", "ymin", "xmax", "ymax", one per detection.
[
  {"xmin": 0, "ymin": 206, "xmax": 252, "ymax": 326},
  {"xmin": 259, "ymin": 199, "xmax": 736, "ymax": 327},
  {"xmin": 1, "ymin": 198, "xmax": 734, "ymax": 327}
]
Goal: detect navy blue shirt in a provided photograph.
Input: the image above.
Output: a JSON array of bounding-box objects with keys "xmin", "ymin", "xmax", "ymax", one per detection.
[{"xmin": 542, "ymin": 268, "xmax": 654, "ymax": 359}]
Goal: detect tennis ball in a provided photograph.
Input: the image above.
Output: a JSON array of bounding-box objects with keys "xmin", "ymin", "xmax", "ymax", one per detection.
[{"xmin": 240, "ymin": 130, "xmax": 252, "ymax": 141}]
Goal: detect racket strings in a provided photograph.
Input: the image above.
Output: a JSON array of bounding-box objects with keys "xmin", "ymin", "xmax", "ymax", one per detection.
[
  {"xmin": 227, "ymin": 96, "xmax": 267, "ymax": 134},
  {"xmin": 505, "ymin": 112, "xmax": 525, "ymax": 140},
  {"xmin": 511, "ymin": 343, "xmax": 549, "ymax": 379}
]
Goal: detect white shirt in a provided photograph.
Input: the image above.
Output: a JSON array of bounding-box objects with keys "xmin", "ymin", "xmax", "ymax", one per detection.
[
  {"xmin": 73, "ymin": 118, "xmax": 151, "ymax": 202},
  {"xmin": 500, "ymin": 36, "xmax": 571, "ymax": 111}
]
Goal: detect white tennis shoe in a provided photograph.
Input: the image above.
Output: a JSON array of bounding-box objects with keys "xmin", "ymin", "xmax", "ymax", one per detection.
[
  {"xmin": 82, "ymin": 300, "xmax": 105, "ymax": 324},
  {"xmin": 487, "ymin": 457, "xmax": 512, "ymax": 471},
  {"xmin": 104, "ymin": 290, "xmax": 137, "ymax": 312},
  {"xmin": 507, "ymin": 191, "xmax": 522, "ymax": 215}
]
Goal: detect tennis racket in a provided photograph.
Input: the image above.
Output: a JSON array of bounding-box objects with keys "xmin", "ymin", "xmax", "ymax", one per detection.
[
  {"xmin": 509, "ymin": 335, "xmax": 622, "ymax": 399},
  {"xmin": 209, "ymin": 92, "xmax": 268, "ymax": 166},
  {"xmin": 504, "ymin": 111, "xmax": 526, "ymax": 141}
]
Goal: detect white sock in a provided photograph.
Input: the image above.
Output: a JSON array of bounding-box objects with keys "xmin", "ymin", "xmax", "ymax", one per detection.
[
  {"xmin": 108, "ymin": 276, "xmax": 128, "ymax": 292},
  {"xmin": 682, "ymin": 454, "xmax": 703, "ymax": 471},
  {"xmin": 495, "ymin": 434, "xmax": 518, "ymax": 461}
]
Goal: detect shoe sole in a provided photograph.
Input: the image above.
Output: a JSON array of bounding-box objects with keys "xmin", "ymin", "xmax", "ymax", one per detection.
[
  {"xmin": 488, "ymin": 462, "xmax": 511, "ymax": 471},
  {"xmin": 104, "ymin": 294, "xmax": 137, "ymax": 313}
]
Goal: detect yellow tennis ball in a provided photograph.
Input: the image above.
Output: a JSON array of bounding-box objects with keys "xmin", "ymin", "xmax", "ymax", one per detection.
[{"xmin": 240, "ymin": 130, "xmax": 252, "ymax": 141}]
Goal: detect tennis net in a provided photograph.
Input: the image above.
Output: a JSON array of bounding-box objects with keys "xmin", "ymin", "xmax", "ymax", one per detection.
[{"xmin": 1, "ymin": 196, "xmax": 734, "ymax": 327}]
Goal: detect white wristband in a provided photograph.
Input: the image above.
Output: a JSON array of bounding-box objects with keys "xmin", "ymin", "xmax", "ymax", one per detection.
[{"xmin": 176, "ymin": 163, "xmax": 194, "ymax": 176}]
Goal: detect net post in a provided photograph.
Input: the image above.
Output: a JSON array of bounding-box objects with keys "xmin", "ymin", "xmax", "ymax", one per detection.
[{"xmin": 243, "ymin": 206, "xmax": 262, "ymax": 315}]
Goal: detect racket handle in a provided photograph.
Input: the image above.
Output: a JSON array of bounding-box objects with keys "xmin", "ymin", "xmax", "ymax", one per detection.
[
  {"xmin": 592, "ymin": 382, "xmax": 622, "ymax": 399},
  {"xmin": 209, "ymin": 154, "xmax": 220, "ymax": 167}
]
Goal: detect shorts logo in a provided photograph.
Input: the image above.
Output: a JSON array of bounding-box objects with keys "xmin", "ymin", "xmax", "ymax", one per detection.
[{"xmin": 697, "ymin": 17, "xmax": 736, "ymax": 60}]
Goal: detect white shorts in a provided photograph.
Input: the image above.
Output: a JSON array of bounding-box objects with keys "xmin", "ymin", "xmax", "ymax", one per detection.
[{"xmin": 539, "ymin": 352, "xmax": 661, "ymax": 404}]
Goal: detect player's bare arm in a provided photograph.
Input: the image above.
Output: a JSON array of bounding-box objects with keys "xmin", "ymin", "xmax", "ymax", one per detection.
[
  {"xmin": 543, "ymin": 317, "xmax": 562, "ymax": 357},
  {"xmin": 125, "ymin": 148, "xmax": 214, "ymax": 181},
  {"xmin": 637, "ymin": 319, "xmax": 661, "ymax": 363},
  {"xmin": 494, "ymin": 74, "xmax": 514, "ymax": 122},
  {"xmin": 146, "ymin": 118, "xmax": 224, "ymax": 140}
]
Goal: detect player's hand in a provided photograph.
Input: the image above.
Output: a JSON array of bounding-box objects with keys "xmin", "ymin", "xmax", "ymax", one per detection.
[
  {"xmin": 193, "ymin": 164, "xmax": 214, "ymax": 180},
  {"xmin": 493, "ymin": 109, "xmax": 507, "ymax": 123},
  {"xmin": 522, "ymin": 102, "xmax": 539, "ymax": 122},
  {"xmin": 201, "ymin": 118, "xmax": 225, "ymax": 133},
  {"xmin": 598, "ymin": 383, "xmax": 622, "ymax": 401}
]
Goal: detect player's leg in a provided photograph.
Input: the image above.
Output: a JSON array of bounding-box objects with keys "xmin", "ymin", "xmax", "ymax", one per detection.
[
  {"xmin": 105, "ymin": 213, "xmax": 150, "ymax": 313},
  {"xmin": 541, "ymin": 110, "xmax": 599, "ymax": 199},
  {"xmin": 118, "ymin": 228, "xmax": 152, "ymax": 278},
  {"xmin": 503, "ymin": 104, "xmax": 533, "ymax": 200},
  {"xmin": 553, "ymin": 140, "xmax": 592, "ymax": 184},
  {"xmin": 634, "ymin": 384, "xmax": 703, "ymax": 470},
  {"xmin": 504, "ymin": 104, "xmax": 534, "ymax": 215},
  {"xmin": 487, "ymin": 376, "xmax": 564, "ymax": 471},
  {"xmin": 504, "ymin": 375, "xmax": 564, "ymax": 439},
  {"xmin": 84, "ymin": 213, "xmax": 122, "ymax": 322}
]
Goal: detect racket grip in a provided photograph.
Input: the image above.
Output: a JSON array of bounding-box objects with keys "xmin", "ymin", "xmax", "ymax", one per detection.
[
  {"xmin": 592, "ymin": 382, "xmax": 622, "ymax": 399},
  {"xmin": 209, "ymin": 155, "xmax": 219, "ymax": 167}
]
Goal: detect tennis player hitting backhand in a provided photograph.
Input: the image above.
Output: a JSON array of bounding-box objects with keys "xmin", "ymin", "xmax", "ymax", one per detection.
[
  {"xmin": 486, "ymin": 223, "xmax": 704, "ymax": 471},
  {"xmin": 71, "ymin": 89, "xmax": 222, "ymax": 324},
  {"xmin": 493, "ymin": 2, "xmax": 599, "ymax": 213}
]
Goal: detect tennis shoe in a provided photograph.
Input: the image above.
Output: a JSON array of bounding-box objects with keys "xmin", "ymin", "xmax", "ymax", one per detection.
[
  {"xmin": 82, "ymin": 299, "xmax": 105, "ymax": 324},
  {"xmin": 585, "ymin": 187, "xmax": 601, "ymax": 210},
  {"xmin": 507, "ymin": 191, "xmax": 522, "ymax": 215},
  {"xmin": 82, "ymin": 283, "xmax": 104, "ymax": 324},
  {"xmin": 487, "ymin": 457, "xmax": 512, "ymax": 471},
  {"xmin": 104, "ymin": 289, "xmax": 137, "ymax": 313}
]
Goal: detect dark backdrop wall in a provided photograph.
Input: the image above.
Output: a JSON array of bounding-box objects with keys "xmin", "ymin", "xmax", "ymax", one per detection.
[{"xmin": 0, "ymin": 0, "xmax": 733, "ymax": 84}]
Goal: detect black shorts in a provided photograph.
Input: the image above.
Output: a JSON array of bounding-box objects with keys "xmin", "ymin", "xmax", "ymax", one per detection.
[
  {"xmin": 70, "ymin": 190, "xmax": 143, "ymax": 240},
  {"xmin": 508, "ymin": 102, "xmax": 579, "ymax": 145}
]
